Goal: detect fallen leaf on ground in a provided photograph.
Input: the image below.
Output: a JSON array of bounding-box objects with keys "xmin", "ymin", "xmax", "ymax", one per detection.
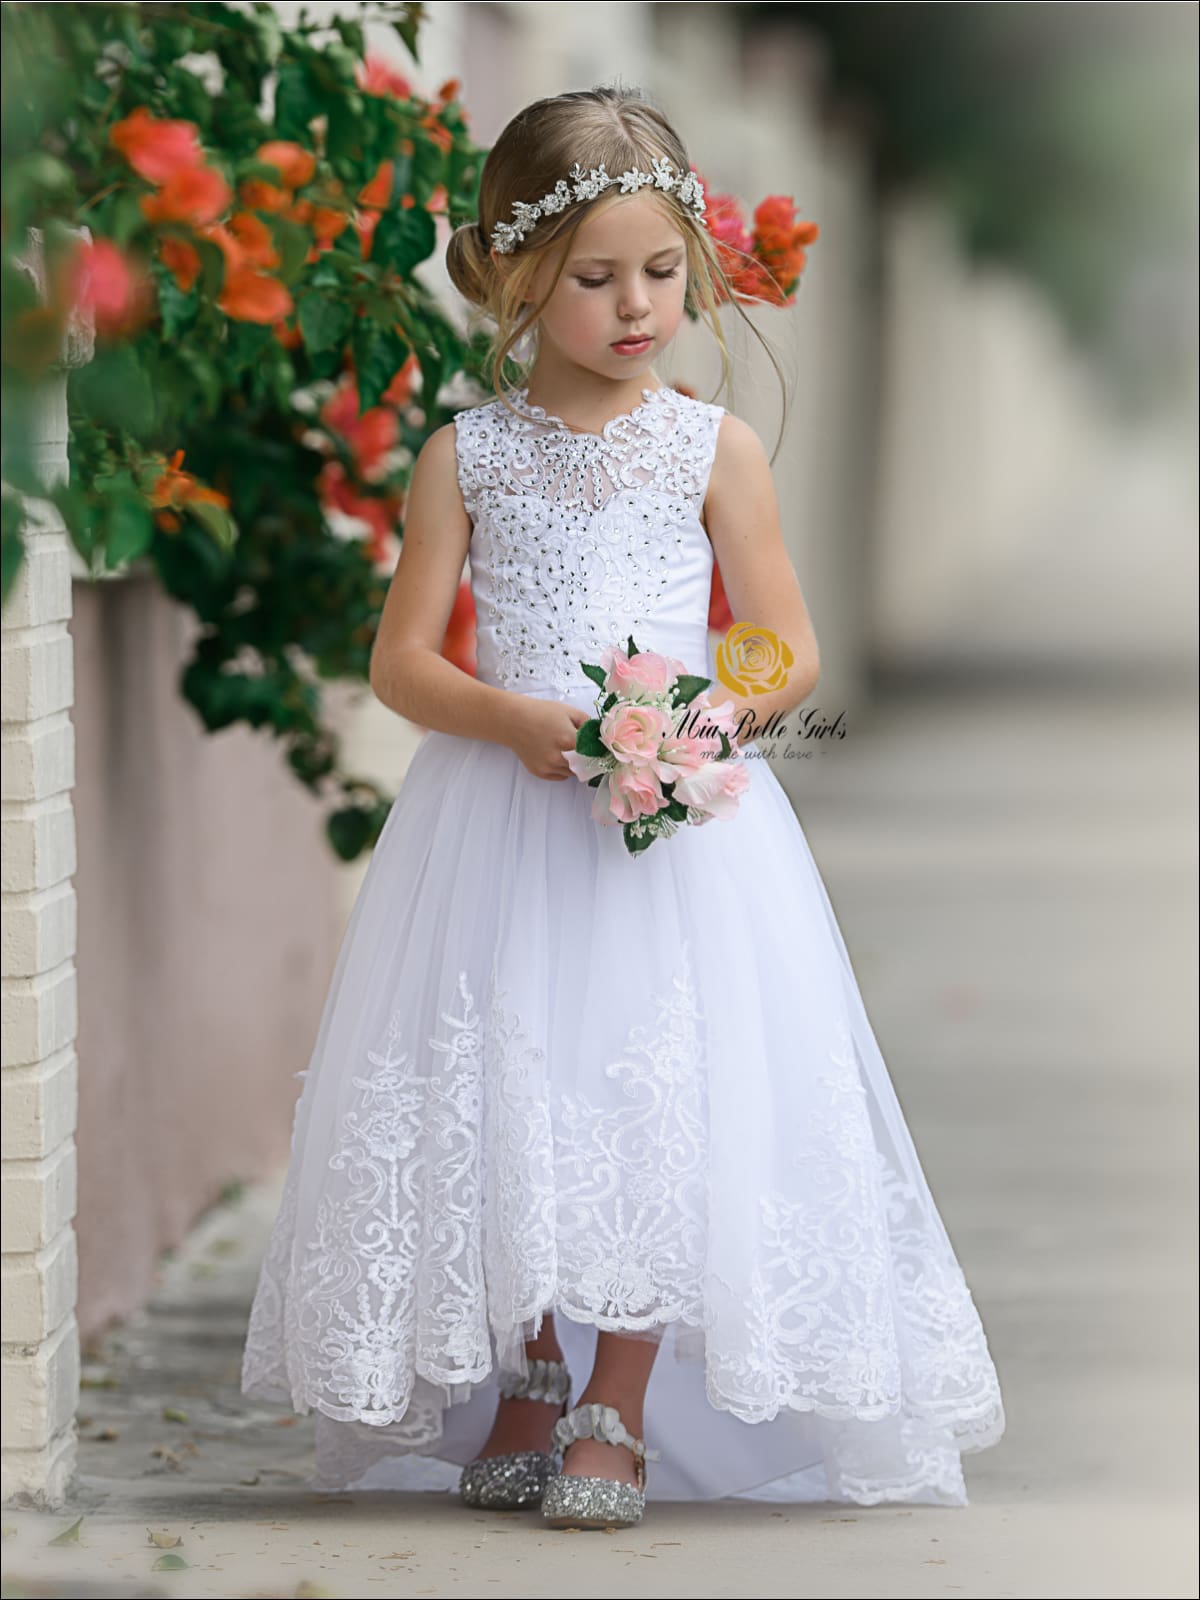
[{"xmin": 47, "ymin": 1515, "xmax": 84, "ymax": 1545}]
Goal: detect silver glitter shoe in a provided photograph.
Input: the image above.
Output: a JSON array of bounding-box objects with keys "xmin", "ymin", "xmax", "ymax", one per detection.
[
  {"xmin": 540, "ymin": 1401, "xmax": 662, "ymax": 1530},
  {"xmin": 457, "ymin": 1357, "xmax": 572, "ymax": 1510}
]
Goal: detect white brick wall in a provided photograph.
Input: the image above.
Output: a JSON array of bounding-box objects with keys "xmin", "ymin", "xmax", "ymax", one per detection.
[{"xmin": 1, "ymin": 238, "xmax": 87, "ymax": 1506}]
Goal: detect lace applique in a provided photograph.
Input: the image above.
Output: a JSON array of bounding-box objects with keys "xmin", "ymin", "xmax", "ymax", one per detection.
[
  {"xmin": 454, "ymin": 387, "xmax": 721, "ymax": 693},
  {"xmin": 553, "ymin": 939, "xmax": 709, "ymax": 1330},
  {"xmin": 269, "ymin": 975, "xmax": 490, "ymax": 1427},
  {"xmin": 243, "ymin": 954, "xmax": 1004, "ymax": 1504}
]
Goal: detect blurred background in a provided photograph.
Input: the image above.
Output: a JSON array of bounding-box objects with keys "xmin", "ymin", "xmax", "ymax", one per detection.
[{"xmin": 2, "ymin": 3, "xmax": 1196, "ymax": 1595}]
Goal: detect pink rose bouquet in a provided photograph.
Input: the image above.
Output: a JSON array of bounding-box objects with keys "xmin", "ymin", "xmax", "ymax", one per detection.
[{"xmin": 563, "ymin": 635, "xmax": 751, "ymax": 856}]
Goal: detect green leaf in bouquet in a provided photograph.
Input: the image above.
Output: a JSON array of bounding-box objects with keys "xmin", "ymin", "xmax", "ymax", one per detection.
[
  {"xmin": 574, "ymin": 719, "xmax": 607, "ymax": 759},
  {"xmin": 670, "ymin": 673, "xmax": 712, "ymax": 708},
  {"xmin": 580, "ymin": 660, "xmax": 607, "ymax": 690},
  {"xmin": 623, "ymin": 820, "xmax": 657, "ymax": 856}
]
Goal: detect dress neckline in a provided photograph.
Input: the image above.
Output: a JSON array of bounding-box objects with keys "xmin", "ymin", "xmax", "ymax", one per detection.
[{"xmin": 508, "ymin": 383, "xmax": 674, "ymax": 443}]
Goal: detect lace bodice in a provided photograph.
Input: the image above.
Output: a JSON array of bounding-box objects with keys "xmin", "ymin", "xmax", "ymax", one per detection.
[{"xmin": 453, "ymin": 384, "xmax": 724, "ymax": 699}]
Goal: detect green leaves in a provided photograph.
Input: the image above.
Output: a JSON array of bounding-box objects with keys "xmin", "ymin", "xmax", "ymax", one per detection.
[
  {"xmin": 298, "ymin": 292, "xmax": 353, "ymax": 354},
  {"xmin": 370, "ymin": 204, "xmax": 435, "ymax": 278},
  {"xmin": 352, "ymin": 320, "xmax": 409, "ymax": 411},
  {"xmin": 72, "ymin": 345, "xmax": 156, "ymax": 437}
]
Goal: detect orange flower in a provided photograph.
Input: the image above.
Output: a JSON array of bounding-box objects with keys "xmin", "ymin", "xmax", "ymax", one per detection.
[
  {"xmin": 159, "ymin": 235, "xmax": 201, "ymax": 292},
  {"xmin": 419, "ymin": 110, "xmax": 453, "ymax": 154},
  {"xmin": 273, "ymin": 318, "xmax": 303, "ymax": 349},
  {"xmin": 357, "ymin": 211, "xmax": 379, "ymax": 261},
  {"xmin": 357, "ymin": 160, "xmax": 393, "ymax": 209},
  {"xmin": 318, "ymin": 460, "xmax": 401, "ymax": 566},
  {"xmin": 440, "ymin": 577, "xmax": 478, "ymax": 676},
  {"xmin": 110, "ymin": 107, "xmax": 204, "ymax": 183},
  {"xmin": 140, "ymin": 164, "xmax": 231, "ymax": 226},
  {"xmin": 255, "ymin": 140, "xmax": 316, "ymax": 189},
  {"xmin": 320, "ymin": 375, "xmax": 399, "ymax": 479},
  {"xmin": 238, "ymin": 178, "xmax": 292, "ymax": 214},
  {"xmin": 229, "ymin": 211, "xmax": 280, "ymax": 270},
  {"xmin": 437, "ymin": 78, "xmax": 461, "ymax": 104},
  {"xmin": 381, "ymin": 353, "xmax": 420, "ymax": 408},
  {"xmin": 219, "ymin": 267, "xmax": 293, "ymax": 324},
  {"xmin": 197, "ymin": 222, "xmax": 245, "ymax": 273},
  {"xmin": 150, "ymin": 450, "xmax": 229, "ymax": 510},
  {"xmin": 286, "ymin": 198, "xmax": 315, "ymax": 226},
  {"xmin": 311, "ymin": 206, "xmax": 349, "ymax": 245}
]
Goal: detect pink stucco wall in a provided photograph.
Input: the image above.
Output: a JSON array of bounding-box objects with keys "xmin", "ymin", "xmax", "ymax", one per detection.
[{"xmin": 68, "ymin": 574, "xmax": 346, "ymax": 1345}]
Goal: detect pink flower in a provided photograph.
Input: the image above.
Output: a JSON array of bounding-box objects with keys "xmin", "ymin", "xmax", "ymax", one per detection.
[
  {"xmin": 606, "ymin": 764, "xmax": 666, "ymax": 823},
  {"xmin": 599, "ymin": 645, "xmax": 687, "ymax": 701},
  {"xmin": 563, "ymin": 747, "xmax": 612, "ymax": 784},
  {"xmin": 64, "ymin": 237, "xmax": 151, "ymax": 336},
  {"xmin": 358, "ymin": 54, "xmax": 413, "ymax": 99},
  {"xmin": 672, "ymin": 754, "xmax": 751, "ymax": 821},
  {"xmin": 600, "ymin": 702, "xmax": 673, "ymax": 766},
  {"xmin": 655, "ymin": 729, "xmax": 711, "ymax": 782}
]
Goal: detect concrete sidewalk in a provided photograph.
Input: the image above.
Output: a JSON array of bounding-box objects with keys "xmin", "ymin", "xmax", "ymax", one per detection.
[{"xmin": 3, "ymin": 674, "xmax": 1196, "ymax": 1599}]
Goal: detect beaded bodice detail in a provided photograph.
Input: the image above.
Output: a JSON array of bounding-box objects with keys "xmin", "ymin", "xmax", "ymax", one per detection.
[{"xmin": 453, "ymin": 384, "xmax": 724, "ymax": 698}]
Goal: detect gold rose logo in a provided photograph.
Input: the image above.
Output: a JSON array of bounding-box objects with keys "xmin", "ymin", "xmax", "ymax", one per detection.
[{"xmin": 714, "ymin": 623, "xmax": 793, "ymax": 696}]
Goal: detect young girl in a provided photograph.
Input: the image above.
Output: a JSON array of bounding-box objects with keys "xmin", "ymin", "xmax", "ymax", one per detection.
[{"xmin": 240, "ymin": 84, "xmax": 1005, "ymax": 1531}]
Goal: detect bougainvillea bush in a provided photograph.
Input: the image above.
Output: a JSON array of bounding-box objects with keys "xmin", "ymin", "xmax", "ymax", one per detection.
[
  {"xmin": 1, "ymin": 1, "xmax": 489, "ymax": 858},
  {"xmin": 1, "ymin": 1, "xmax": 817, "ymax": 860}
]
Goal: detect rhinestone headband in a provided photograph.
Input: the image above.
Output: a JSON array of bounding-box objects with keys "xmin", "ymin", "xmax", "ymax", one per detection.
[{"xmin": 487, "ymin": 156, "xmax": 706, "ymax": 255}]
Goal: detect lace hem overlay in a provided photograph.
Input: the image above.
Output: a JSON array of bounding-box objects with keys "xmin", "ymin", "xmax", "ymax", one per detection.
[{"xmin": 240, "ymin": 941, "xmax": 1005, "ymax": 1504}]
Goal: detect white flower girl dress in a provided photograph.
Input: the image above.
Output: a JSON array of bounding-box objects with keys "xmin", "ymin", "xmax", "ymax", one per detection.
[{"xmin": 240, "ymin": 382, "xmax": 1006, "ymax": 1505}]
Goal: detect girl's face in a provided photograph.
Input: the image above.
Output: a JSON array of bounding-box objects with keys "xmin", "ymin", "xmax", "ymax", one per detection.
[{"xmin": 523, "ymin": 189, "xmax": 689, "ymax": 382}]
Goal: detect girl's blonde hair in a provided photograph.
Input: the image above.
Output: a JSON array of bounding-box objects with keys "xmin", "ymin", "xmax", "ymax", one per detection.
[{"xmin": 445, "ymin": 82, "xmax": 790, "ymax": 464}]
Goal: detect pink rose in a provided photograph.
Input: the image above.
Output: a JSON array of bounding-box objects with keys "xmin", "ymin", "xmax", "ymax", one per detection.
[
  {"xmin": 606, "ymin": 763, "xmax": 666, "ymax": 823},
  {"xmin": 599, "ymin": 646, "xmax": 688, "ymax": 701},
  {"xmin": 654, "ymin": 730, "xmax": 710, "ymax": 782},
  {"xmin": 672, "ymin": 753, "xmax": 750, "ymax": 821},
  {"xmin": 564, "ymin": 747, "xmax": 611, "ymax": 783},
  {"xmin": 686, "ymin": 690, "xmax": 742, "ymax": 740},
  {"xmin": 600, "ymin": 702, "xmax": 673, "ymax": 765}
]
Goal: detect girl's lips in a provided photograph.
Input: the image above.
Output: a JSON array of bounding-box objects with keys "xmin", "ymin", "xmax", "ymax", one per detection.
[{"xmin": 613, "ymin": 336, "xmax": 652, "ymax": 349}]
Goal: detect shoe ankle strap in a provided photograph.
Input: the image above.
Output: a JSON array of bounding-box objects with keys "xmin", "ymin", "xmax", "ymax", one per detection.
[
  {"xmin": 551, "ymin": 1401, "xmax": 661, "ymax": 1492},
  {"xmin": 497, "ymin": 1356, "xmax": 571, "ymax": 1405}
]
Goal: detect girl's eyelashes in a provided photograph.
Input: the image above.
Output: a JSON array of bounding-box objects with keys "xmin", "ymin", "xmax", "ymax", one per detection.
[{"xmin": 575, "ymin": 268, "xmax": 681, "ymax": 289}]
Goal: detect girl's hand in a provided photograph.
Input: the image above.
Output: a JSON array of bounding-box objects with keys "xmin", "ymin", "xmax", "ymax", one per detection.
[{"xmin": 506, "ymin": 697, "xmax": 592, "ymax": 781}]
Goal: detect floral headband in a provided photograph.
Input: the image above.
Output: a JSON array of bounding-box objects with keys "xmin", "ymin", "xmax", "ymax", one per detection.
[{"xmin": 485, "ymin": 156, "xmax": 706, "ymax": 255}]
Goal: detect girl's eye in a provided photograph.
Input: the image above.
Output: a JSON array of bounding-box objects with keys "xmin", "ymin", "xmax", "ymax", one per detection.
[{"xmin": 576, "ymin": 268, "xmax": 680, "ymax": 289}]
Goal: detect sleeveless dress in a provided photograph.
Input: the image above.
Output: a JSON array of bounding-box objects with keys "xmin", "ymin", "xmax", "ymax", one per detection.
[{"xmin": 239, "ymin": 382, "xmax": 1006, "ymax": 1506}]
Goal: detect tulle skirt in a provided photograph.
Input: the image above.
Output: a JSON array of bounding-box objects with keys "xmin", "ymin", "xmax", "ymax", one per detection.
[{"xmin": 240, "ymin": 698, "xmax": 1005, "ymax": 1505}]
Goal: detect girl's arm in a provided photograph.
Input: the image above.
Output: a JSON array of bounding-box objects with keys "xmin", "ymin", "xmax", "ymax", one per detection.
[
  {"xmin": 368, "ymin": 424, "xmax": 519, "ymax": 749},
  {"xmin": 704, "ymin": 414, "xmax": 821, "ymax": 745}
]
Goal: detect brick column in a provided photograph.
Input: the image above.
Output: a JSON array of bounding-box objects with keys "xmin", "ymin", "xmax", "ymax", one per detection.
[{"xmin": 1, "ymin": 228, "xmax": 93, "ymax": 1507}]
